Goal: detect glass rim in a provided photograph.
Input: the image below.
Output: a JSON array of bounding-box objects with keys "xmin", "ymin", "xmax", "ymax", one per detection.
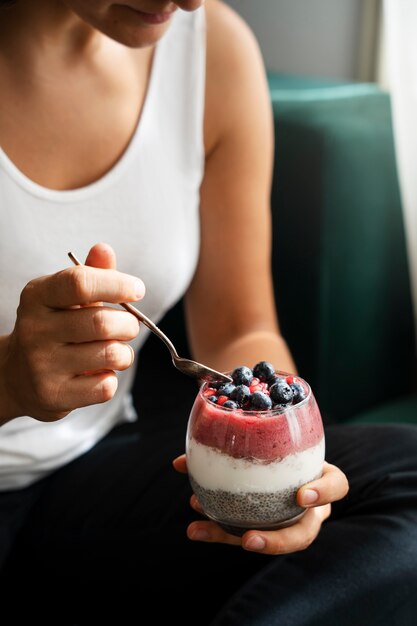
[{"xmin": 199, "ymin": 370, "xmax": 312, "ymax": 416}]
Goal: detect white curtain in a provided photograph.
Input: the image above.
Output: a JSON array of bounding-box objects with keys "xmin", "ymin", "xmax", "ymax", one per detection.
[{"xmin": 383, "ymin": 0, "xmax": 417, "ymax": 335}]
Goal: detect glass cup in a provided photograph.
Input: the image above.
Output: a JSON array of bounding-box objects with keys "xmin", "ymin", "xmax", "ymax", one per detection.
[{"xmin": 186, "ymin": 372, "xmax": 325, "ymax": 536}]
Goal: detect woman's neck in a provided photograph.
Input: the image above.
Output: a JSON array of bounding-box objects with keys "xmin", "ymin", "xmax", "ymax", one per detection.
[{"xmin": 0, "ymin": 0, "xmax": 102, "ymax": 69}]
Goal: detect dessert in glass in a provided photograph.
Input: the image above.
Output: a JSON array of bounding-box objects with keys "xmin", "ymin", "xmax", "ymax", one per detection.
[{"xmin": 186, "ymin": 361, "xmax": 325, "ymax": 536}]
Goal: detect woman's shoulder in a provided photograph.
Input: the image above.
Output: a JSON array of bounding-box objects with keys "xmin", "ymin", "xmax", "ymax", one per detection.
[
  {"xmin": 204, "ymin": 0, "xmax": 270, "ymax": 154},
  {"xmin": 205, "ymin": 0, "xmax": 261, "ymax": 54}
]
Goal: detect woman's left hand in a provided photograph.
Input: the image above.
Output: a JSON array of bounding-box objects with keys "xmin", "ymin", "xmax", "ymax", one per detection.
[{"xmin": 173, "ymin": 456, "xmax": 349, "ymax": 555}]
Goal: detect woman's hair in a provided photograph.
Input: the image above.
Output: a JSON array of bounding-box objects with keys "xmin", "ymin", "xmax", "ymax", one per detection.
[{"xmin": 0, "ymin": 1, "xmax": 16, "ymax": 5}]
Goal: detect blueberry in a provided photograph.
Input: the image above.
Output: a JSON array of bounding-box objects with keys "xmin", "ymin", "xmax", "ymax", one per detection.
[
  {"xmin": 230, "ymin": 384, "xmax": 251, "ymax": 407},
  {"xmin": 272, "ymin": 403, "xmax": 287, "ymax": 412},
  {"xmin": 267, "ymin": 372, "xmax": 279, "ymax": 385},
  {"xmin": 250, "ymin": 392, "xmax": 273, "ymax": 411},
  {"xmin": 207, "ymin": 395, "xmax": 218, "ymax": 404},
  {"xmin": 217, "ymin": 383, "xmax": 236, "ymax": 397},
  {"xmin": 269, "ymin": 380, "xmax": 293, "ymax": 404},
  {"xmin": 253, "ymin": 361, "xmax": 275, "ymax": 382},
  {"xmin": 223, "ymin": 400, "xmax": 238, "ymax": 410},
  {"xmin": 290, "ymin": 382, "xmax": 306, "ymax": 404},
  {"xmin": 231, "ymin": 366, "xmax": 253, "ymax": 387}
]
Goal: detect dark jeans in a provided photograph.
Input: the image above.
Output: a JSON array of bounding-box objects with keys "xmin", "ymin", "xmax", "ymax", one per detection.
[{"xmin": 1, "ymin": 411, "xmax": 417, "ymax": 625}]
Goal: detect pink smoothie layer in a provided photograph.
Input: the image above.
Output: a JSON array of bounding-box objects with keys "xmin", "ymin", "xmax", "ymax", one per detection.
[{"xmin": 190, "ymin": 393, "xmax": 324, "ymax": 462}]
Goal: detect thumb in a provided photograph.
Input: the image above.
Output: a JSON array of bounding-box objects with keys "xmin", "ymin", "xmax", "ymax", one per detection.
[
  {"xmin": 85, "ymin": 242, "xmax": 117, "ymax": 270},
  {"xmin": 172, "ymin": 455, "xmax": 188, "ymax": 474}
]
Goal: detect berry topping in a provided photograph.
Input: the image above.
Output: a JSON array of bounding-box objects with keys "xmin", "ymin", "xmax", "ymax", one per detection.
[
  {"xmin": 206, "ymin": 364, "xmax": 308, "ymax": 412},
  {"xmin": 249, "ymin": 378, "xmax": 264, "ymax": 393},
  {"xmin": 267, "ymin": 374, "xmax": 278, "ymax": 387},
  {"xmin": 290, "ymin": 382, "xmax": 306, "ymax": 403},
  {"xmin": 272, "ymin": 403, "xmax": 287, "ymax": 412},
  {"xmin": 217, "ymin": 383, "xmax": 236, "ymax": 398},
  {"xmin": 230, "ymin": 384, "xmax": 251, "ymax": 407},
  {"xmin": 231, "ymin": 366, "xmax": 253, "ymax": 387},
  {"xmin": 253, "ymin": 361, "xmax": 275, "ymax": 382},
  {"xmin": 223, "ymin": 400, "xmax": 238, "ymax": 410},
  {"xmin": 269, "ymin": 380, "xmax": 293, "ymax": 404},
  {"xmin": 250, "ymin": 392, "xmax": 273, "ymax": 411}
]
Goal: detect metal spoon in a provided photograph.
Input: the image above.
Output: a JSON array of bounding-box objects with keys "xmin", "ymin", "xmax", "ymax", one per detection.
[{"xmin": 68, "ymin": 252, "xmax": 232, "ymax": 385}]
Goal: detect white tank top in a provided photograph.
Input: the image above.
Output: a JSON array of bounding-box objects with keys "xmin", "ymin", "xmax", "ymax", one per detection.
[{"xmin": 0, "ymin": 9, "xmax": 206, "ymax": 490}]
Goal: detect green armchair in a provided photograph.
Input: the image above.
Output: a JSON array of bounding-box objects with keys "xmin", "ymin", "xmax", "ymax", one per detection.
[{"xmin": 268, "ymin": 74, "xmax": 416, "ymax": 425}]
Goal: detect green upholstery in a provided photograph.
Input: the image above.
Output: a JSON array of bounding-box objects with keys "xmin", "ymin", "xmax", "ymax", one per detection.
[
  {"xmin": 134, "ymin": 75, "xmax": 417, "ymax": 428},
  {"xmin": 349, "ymin": 393, "xmax": 417, "ymax": 425},
  {"xmin": 269, "ymin": 74, "xmax": 416, "ymax": 424}
]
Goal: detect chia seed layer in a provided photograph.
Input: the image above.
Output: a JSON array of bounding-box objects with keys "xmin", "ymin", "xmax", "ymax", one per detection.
[{"xmin": 189, "ymin": 474, "xmax": 310, "ymax": 535}]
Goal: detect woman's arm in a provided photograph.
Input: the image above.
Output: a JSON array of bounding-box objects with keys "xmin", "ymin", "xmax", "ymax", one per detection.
[
  {"xmin": 185, "ymin": 0, "xmax": 296, "ymax": 375},
  {"xmin": 181, "ymin": 1, "xmax": 349, "ymax": 554}
]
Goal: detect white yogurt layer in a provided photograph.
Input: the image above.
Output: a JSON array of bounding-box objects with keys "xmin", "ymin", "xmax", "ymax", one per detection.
[{"xmin": 186, "ymin": 437, "xmax": 325, "ymax": 493}]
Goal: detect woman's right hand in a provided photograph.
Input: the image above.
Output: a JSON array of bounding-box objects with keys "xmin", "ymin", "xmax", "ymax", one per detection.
[{"xmin": 0, "ymin": 243, "xmax": 145, "ymax": 424}]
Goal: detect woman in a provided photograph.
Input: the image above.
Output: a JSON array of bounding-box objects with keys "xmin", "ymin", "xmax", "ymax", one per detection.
[{"xmin": 0, "ymin": 1, "xmax": 416, "ymax": 624}]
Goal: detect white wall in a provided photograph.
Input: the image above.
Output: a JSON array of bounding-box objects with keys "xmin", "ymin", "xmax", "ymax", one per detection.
[
  {"xmin": 383, "ymin": 0, "xmax": 417, "ymax": 335},
  {"xmin": 226, "ymin": 0, "xmax": 364, "ymax": 80}
]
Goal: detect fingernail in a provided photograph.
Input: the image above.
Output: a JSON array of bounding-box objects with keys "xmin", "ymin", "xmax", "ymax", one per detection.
[
  {"xmin": 190, "ymin": 529, "xmax": 210, "ymax": 542},
  {"xmin": 302, "ymin": 489, "xmax": 319, "ymax": 505},
  {"xmin": 134, "ymin": 280, "xmax": 145, "ymax": 299},
  {"xmin": 245, "ymin": 535, "xmax": 266, "ymax": 551}
]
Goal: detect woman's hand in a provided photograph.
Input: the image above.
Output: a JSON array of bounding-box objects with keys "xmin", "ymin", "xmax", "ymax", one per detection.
[
  {"xmin": 173, "ymin": 455, "xmax": 349, "ymax": 555},
  {"xmin": 0, "ymin": 243, "xmax": 145, "ymax": 424}
]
